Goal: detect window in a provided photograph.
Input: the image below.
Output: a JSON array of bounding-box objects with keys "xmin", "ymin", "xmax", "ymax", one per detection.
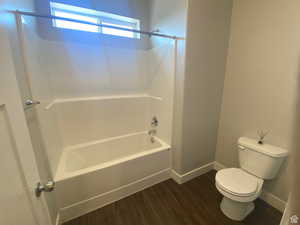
[
  {"xmin": 53, "ymin": 10, "xmax": 100, "ymax": 33},
  {"xmin": 50, "ymin": 2, "xmax": 140, "ymax": 39},
  {"xmin": 102, "ymin": 22, "xmax": 135, "ymax": 38}
]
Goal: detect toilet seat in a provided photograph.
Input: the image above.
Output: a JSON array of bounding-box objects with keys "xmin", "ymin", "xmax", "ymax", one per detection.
[{"xmin": 216, "ymin": 168, "xmax": 262, "ymax": 197}]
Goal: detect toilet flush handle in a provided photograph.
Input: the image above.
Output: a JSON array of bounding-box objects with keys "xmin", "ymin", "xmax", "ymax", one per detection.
[{"xmin": 238, "ymin": 145, "xmax": 246, "ymax": 150}]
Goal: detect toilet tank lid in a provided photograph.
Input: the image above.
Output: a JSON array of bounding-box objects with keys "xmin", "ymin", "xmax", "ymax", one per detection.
[{"xmin": 238, "ymin": 137, "xmax": 288, "ymax": 158}]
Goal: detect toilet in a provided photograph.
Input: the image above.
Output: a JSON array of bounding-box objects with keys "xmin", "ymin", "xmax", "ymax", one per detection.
[{"xmin": 215, "ymin": 137, "xmax": 288, "ymax": 221}]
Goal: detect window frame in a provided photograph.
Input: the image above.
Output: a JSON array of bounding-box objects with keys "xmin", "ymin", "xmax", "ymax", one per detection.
[
  {"xmin": 51, "ymin": 8, "xmax": 101, "ymax": 33},
  {"xmin": 50, "ymin": 2, "xmax": 141, "ymax": 39}
]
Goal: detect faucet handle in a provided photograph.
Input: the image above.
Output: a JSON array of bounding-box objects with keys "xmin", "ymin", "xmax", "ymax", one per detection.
[{"xmin": 151, "ymin": 116, "xmax": 158, "ymax": 127}]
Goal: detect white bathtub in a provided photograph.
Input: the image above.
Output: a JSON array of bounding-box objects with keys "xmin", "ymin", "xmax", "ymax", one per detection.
[{"xmin": 54, "ymin": 132, "xmax": 171, "ymax": 222}]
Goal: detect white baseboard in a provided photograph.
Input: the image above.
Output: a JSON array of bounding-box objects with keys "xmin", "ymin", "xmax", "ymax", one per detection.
[
  {"xmin": 213, "ymin": 161, "xmax": 286, "ymax": 212},
  {"xmin": 55, "ymin": 214, "xmax": 60, "ymax": 225},
  {"xmin": 171, "ymin": 162, "xmax": 215, "ymax": 184},
  {"xmin": 213, "ymin": 161, "xmax": 226, "ymax": 171},
  {"xmin": 57, "ymin": 161, "xmax": 285, "ymax": 224},
  {"xmin": 170, "ymin": 169, "xmax": 182, "ymax": 184},
  {"xmin": 59, "ymin": 168, "xmax": 171, "ymax": 223},
  {"xmin": 260, "ymin": 190, "xmax": 286, "ymax": 212}
]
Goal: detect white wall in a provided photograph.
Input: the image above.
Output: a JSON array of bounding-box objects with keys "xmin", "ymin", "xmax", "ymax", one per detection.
[
  {"xmin": 216, "ymin": 0, "xmax": 300, "ymax": 203},
  {"xmin": 290, "ymin": 115, "xmax": 300, "ymax": 221},
  {"xmin": 179, "ymin": 0, "xmax": 233, "ymax": 173},
  {"xmin": 0, "ymin": 1, "xmax": 58, "ymax": 224}
]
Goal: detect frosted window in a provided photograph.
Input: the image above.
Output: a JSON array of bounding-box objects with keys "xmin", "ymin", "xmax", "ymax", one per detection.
[
  {"xmin": 50, "ymin": 2, "xmax": 140, "ymax": 39},
  {"xmin": 53, "ymin": 10, "xmax": 99, "ymax": 33}
]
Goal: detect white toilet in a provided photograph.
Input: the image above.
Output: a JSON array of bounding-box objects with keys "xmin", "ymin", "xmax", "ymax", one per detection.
[{"xmin": 215, "ymin": 137, "xmax": 288, "ymax": 221}]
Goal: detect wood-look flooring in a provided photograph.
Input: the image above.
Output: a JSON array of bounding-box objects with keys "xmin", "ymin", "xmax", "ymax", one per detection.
[{"xmin": 63, "ymin": 170, "xmax": 282, "ymax": 225}]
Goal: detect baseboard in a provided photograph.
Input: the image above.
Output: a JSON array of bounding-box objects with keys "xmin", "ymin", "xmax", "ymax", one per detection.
[
  {"xmin": 260, "ymin": 190, "xmax": 287, "ymax": 212},
  {"xmin": 59, "ymin": 168, "xmax": 171, "ymax": 223},
  {"xmin": 55, "ymin": 213, "xmax": 60, "ymax": 225},
  {"xmin": 170, "ymin": 169, "xmax": 182, "ymax": 184},
  {"xmin": 171, "ymin": 162, "xmax": 215, "ymax": 184},
  {"xmin": 57, "ymin": 162, "xmax": 285, "ymax": 223},
  {"xmin": 213, "ymin": 161, "xmax": 226, "ymax": 171},
  {"xmin": 213, "ymin": 161, "xmax": 286, "ymax": 212}
]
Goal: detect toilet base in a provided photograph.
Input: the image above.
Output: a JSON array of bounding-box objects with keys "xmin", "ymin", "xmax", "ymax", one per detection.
[{"xmin": 220, "ymin": 196, "xmax": 255, "ymax": 221}]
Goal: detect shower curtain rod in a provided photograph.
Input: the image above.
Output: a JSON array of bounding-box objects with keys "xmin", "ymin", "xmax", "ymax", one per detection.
[{"xmin": 8, "ymin": 10, "xmax": 185, "ymax": 40}]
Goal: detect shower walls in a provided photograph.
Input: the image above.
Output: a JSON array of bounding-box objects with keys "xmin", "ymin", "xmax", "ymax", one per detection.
[
  {"xmin": 16, "ymin": 2, "xmax": 178, "ymax": 221},
  {"xmin": 22, "ymin": 0, "xmax": 234, "ymax": 189},
  {"xmin": 19, "ymin": 0, "xmax": 178, "ymax": 178}
]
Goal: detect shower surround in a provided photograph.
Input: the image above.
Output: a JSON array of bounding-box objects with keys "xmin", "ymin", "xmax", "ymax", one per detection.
[{"xmin": 20, "ymin": 15, "xmax": 176, "ymax": 222}]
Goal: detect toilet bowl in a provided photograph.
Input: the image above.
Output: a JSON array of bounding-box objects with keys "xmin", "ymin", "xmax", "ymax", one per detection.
[
  {"xmin": 215, "ymin": 137, "xmax": 288, "ymax": 221},
  {"xmin": 215, "ymin": 168, "xmax": 263, "ymax": 221}
]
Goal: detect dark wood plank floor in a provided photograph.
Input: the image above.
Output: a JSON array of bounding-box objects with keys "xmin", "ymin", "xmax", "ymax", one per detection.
[{"xmin": 63, "ymin": 170, "xmax": 282, "ymax": 225}]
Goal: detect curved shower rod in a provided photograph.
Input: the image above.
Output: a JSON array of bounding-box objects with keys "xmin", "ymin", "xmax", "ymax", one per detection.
[{"xmin": 7, "ymin": 10, "xmax": 185, "ymax": 40}]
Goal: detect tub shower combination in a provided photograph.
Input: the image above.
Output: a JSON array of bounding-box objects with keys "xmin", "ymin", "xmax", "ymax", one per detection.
[
  {"xmin": 16, "ymin": 9, "xmax": 178, "ymax": 223},
  {"xmin": 47, "ymin": 96, "xmax": 173, "ymax": 222},
  {"xmin": 55, "ymin": 132, "xmax": 171, "ymax": 221}
]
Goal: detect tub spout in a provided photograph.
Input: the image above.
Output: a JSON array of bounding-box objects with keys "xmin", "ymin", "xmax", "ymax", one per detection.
[
  {"xmin": 148, "ymin": 129, "xmax": 157, "ymax": 143},
  {"xmin": 148, "ymin": 129, "xmax": 157, "ymax": 136}
]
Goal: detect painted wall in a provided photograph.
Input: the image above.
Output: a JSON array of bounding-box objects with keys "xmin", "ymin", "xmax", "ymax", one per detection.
[
  {"xmin": 179, "ymin": 0, "xmax": 233, "ymax": 173},
  {"xmin": 284, "ymin": 94, "xmax": 300, "ymax": 223},
  {"xmin": 149, "ymin": 0, "xmax": 187, "ymax": 39},
  {"xmin": 0, "ymin": 1, "xmax": 58, "ymax": 224},
  {"xmin": 291, "ymin": 131, "xmax": 300, "ymax": 219},
  {"xmin": 216, "ymin": 0, "xmax": 300, "ymax": 203}
]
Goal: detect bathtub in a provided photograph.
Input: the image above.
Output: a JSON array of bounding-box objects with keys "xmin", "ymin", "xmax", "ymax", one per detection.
[{"xmin": 54, "ymin": 132, "xmax": 171, "ymax": 222}]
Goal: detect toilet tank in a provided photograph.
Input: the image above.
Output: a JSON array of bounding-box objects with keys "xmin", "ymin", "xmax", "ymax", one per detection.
[{"xmin": 238, "ymin": 137, "xmax": 288, "ymax": 179}]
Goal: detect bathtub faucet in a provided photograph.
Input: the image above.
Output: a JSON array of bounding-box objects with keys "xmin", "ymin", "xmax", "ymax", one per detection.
[
  {"xmin": 148, "ymin": 129, "xmax": 157, "ymax": 136},
  {"xmin": 148, "ymin": 129, "xmax": 157, "ymax": 143}
]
